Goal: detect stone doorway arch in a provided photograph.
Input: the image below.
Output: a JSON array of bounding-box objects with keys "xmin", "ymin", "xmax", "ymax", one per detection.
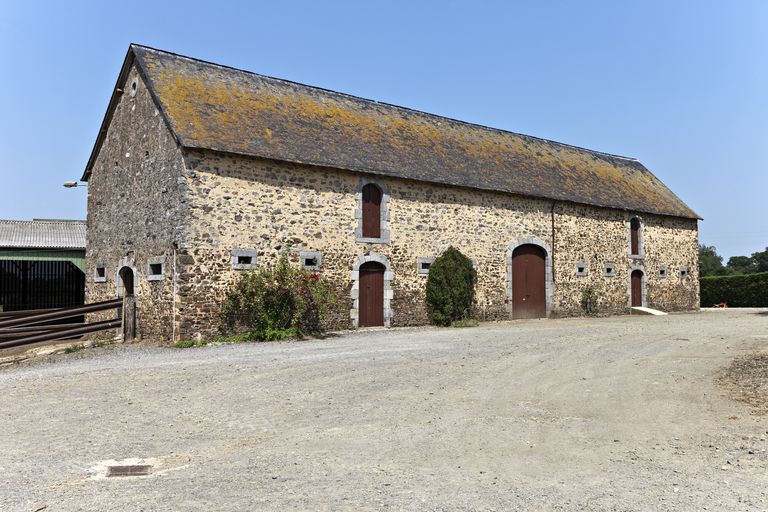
[
  {"xmin": 358, "ymin": 261, "xmax": 385, "ymax": 327},
  {"xmin": 511, "ymin": 244, "xmax": 547, "ymax": 319},
  {"xmin": 506, "ymin": 238, "xmax": 553, "ymax": 318},
  {"xmin": 117, "ymin": 266, "xmax": 136, "ymax": 341},
  {"xmin": 350, "ymin": 252, "xmax": 393, "ymax": 328},
  {"xmin": 630, "ymin": 268, "xmax": 645, "ymax": 308}
]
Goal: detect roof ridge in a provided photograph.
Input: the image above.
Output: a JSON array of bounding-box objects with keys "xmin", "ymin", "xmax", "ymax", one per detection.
[{"xmin": 130, "ymin": 44, "xmax": 639, "ymax": 163}]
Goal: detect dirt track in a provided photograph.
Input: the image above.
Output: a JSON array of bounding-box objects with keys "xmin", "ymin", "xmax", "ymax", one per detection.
[{"xmin": 1, "ymin": 309, "xmax": 767, "ymax": 511}]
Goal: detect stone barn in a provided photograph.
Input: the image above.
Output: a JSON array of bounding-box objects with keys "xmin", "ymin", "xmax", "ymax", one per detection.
[{"xmin": 82, "ymin": 44, "xmax": 700, "ymax": 342}]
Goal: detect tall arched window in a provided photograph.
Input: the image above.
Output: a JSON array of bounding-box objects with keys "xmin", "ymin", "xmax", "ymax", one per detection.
[
  {"xmin": 629, "ymin": 217, "xmax": 641, "ymax": 256},
  {"xmin": 362, "ymin": 183, "xmax": 382, "ymax": 238},
  {"xmin": 355, "ymin": 178, "xmax": 390, "ymax": 243}
]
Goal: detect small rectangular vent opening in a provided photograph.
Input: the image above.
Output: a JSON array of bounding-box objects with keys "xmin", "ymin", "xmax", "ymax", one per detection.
[
  {"xmin": 304, "ymin": 257, "xmax": 318, "ymax": 267},
  {"xmin": 96, "ymin": 267, "xmax": 106, "ymax": 278},
  {"xmin": 149, "ymin": 263, "xmax": 162, "ymax": 276},
  {"xmin": 237, "ymin": 255, "xmax": 253, "ymax": 266}
]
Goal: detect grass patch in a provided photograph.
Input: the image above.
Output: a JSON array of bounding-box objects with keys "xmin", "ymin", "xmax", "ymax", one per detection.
[
  {"xmin": 63, "ymin": 345, "xmax": 83, "ymax": 354},
  {"xmin": 90, "ymin": 338, "xmax": 115, "ymax": 348},
  {"xmin": 450, "ymin": 318, "xmax": 479, "ymax": 328},
  {"xmin": 174, "ymin": 327, "xmax": 299, "ymax": 348}
]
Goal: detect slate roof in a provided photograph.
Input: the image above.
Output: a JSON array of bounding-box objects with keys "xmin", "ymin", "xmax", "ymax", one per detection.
[
  {"xmin": 0, "ymin": 220, "xmax": 87, "ymax": 250},
  {"xmin": 84, "ymin": 44, "xmax": 699, "ymax": 219}
]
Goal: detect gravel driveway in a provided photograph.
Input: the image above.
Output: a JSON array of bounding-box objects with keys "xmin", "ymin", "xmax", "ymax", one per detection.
[{"xmin": 1, "ymin": 310, "xmax": 767, "ymax": 511}]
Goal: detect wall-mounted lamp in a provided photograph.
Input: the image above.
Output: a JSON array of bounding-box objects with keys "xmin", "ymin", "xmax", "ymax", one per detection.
[{"xmin": 63, "ymin": 181, "xmax": 88, "ymax": 188}]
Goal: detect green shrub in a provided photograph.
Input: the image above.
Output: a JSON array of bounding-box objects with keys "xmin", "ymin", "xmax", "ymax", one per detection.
[
  {"xmin": 426, "ymin": 246, "xmax": 476, "ymax": 326},
  {"xmin": 220, "ymin": 254, "xmax": 337, "ymax": 336},
  {"xmin": 700, "ymin": 272, "xmax": 768, "ymax": 307}
]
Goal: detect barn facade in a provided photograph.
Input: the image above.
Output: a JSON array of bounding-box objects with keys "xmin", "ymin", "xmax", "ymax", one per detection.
[{"xmin": 82, "ymin": 45, "xmax": 700, "ymax": 342}]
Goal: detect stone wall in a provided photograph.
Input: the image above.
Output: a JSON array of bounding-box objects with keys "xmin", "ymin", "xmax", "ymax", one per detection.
[
  {"xmin": 84, "ymin": 64, "xmax": 187, "ymax": 341},
  {"xmin": 175, "ymin": 150, "xmax": 699, "ymax": 340},
  {"xmin": 550, "ymin": 204, "xmax": 699, "ymax": 316}
]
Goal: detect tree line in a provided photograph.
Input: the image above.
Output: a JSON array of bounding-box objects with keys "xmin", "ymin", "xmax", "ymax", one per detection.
[{"xmin": 699, "ymin": 244, "xmax": 768, "ymax": 277}]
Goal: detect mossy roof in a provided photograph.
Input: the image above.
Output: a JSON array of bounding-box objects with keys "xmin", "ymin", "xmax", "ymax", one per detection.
[{"xmin": 84, "ymin": 45, "xmax": 699, "ymax": 219}]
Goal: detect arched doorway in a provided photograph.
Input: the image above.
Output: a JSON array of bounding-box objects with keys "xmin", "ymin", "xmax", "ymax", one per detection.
[
  {"xmin": 512, "ymin": 244, "xmax": 547, "ymax": 319},
  {"xmin": 118, "ymin": 266, "xmax": 136, "ymax": 341},
  {"xmin": 630, "ymin": 269, "xmax": 644, "ymax": 307},
  {"xmin": 118, "ymin": 266, "xmax": 134, "ymax": 297},
  {"xmin": 359, "ymin": 261, "xmax": 385, "ymax": 327}
]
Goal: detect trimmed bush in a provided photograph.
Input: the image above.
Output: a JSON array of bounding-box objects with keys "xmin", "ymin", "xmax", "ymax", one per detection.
[
  {"xmin": 700, "ymin": 271, "xmax": 768, "ymax": 307},
  {"xmin": 220, "ymin": 255, "xmax": 337, "ymax": 337},
  {"xmin": 426, "ymin": 246, "xmax": 476, "ymax": 326}
]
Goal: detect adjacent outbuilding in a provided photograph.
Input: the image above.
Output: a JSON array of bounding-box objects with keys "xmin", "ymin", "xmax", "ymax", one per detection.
[{"xmin": 0, "ymin": 219, "xmax": 86, "ymax": 312}]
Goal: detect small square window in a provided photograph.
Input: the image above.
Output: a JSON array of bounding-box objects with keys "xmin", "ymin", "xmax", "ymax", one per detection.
[
  {"xmin": 679, "ymin": 267, "xmax": 689, "ymax": 278},
  {"xmin": 603, "ymin": 263, "xmax": 616, "ymax": 277},
  {"xmin": 147, "ymin": 256, "xmax": 165, "ymax": 281},
  {"xmin": 94, "ymin": 263, "xmax": 107, "ymax": 283},
  {"xmin": 658, "ymin": 266, "xmax": 668, "ymax": 278},
  {"xmin": 232, "ymin": 248, "xmax": 258, "ymax": 270},
  {"xmin": 417, "ymin": 257, "xmax": 435, "ymax": 275},
  {"xmin": 299, "ymin": 251, "xmax": 322, "ymax": 271},
  {"xmin": 575, "ymin": 261, "xmax": 588, "ymax": 277}
]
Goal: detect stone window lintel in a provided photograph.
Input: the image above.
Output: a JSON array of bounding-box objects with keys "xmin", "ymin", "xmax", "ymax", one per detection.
[
  {"xmin": 354, "ymin": 178, "xmax": 391, "ymax": 244},
  {"xmin": 232, "ymin": 248, "xmax": 258, "ymax": 270},
  {"xmin": 417, "ymin": 257, "xmax": 435, "ymax": 275},
  {"xmin": 146, "ymin": 256, "xmax": 166, "ymax": 281},
  {"xmin": 300, "ymin": 251, "xmax": 323, "ymax": 271},
  {"xmin": 94, "ymin": 262, "xmax": 107, "ymax": 283}
]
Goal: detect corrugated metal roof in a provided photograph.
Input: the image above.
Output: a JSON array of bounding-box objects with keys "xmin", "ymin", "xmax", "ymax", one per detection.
[
  {"xmin": 84, "ymin": 45, "xmax": 700, "ymax": 219},
  {"xmin": 0, "ymin": 220, "xmax": 86, "ymax": 249}
]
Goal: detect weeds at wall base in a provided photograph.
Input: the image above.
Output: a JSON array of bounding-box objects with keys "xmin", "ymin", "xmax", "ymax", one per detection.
[
  {"xmin": 174, "ymin": 327, "xmax": 300, "ymax": 348},
  {"xmin": 451, "ymin": 318, "xmax": 479, "ymax": 328}
]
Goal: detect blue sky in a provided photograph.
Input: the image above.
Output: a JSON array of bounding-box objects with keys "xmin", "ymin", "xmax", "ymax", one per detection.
[{"xmin": 0, "ymin": 1, "xmax": 765, "ymax": 260}]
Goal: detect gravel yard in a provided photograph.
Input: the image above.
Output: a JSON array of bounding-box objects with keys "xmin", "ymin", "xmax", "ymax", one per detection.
[{"xmin": 1, "ymin": 309, "xmax": 767, "ymax": 511}]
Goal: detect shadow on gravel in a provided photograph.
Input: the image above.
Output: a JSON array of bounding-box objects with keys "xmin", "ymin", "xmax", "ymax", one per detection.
[{"xmin": 719, "ymin": 352, "xmax": 768, "ymax": 415}]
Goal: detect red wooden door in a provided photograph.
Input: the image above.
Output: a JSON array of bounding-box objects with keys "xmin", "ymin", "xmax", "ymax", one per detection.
[
  {"xmin": 359, "ymin": 262, "xmax": 384, "ymax": 327},
  {"xmin": 362, "ymin": 184, "xmax": 382, "ymax": 238},
  {"xmin": 631, "ymin": 269, "xmax": 643, "ymax": 307},
  {"xmin": 512, "ymin": 245, "xmax": 546, "ymax": 319},
  {"xmin": 630, "ymin": 218, "xmax": 640, "ymax": 255}
]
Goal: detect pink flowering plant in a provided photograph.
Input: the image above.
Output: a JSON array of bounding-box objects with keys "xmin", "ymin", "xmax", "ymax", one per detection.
[{"xmin": 220, "ymin": 254, "xmax": 337, "ymax": 339}]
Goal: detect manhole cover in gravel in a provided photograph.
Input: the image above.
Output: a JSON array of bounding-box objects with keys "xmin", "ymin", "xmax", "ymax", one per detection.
[{"xmin": 106, "ymin": 464, "xmax": 152, "ymax": 477}]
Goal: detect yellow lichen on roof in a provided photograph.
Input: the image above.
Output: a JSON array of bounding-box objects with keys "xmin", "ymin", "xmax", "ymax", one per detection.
[{"xmin": 135, "ymin": 46, "xmax": 698, "ymax": 219}]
